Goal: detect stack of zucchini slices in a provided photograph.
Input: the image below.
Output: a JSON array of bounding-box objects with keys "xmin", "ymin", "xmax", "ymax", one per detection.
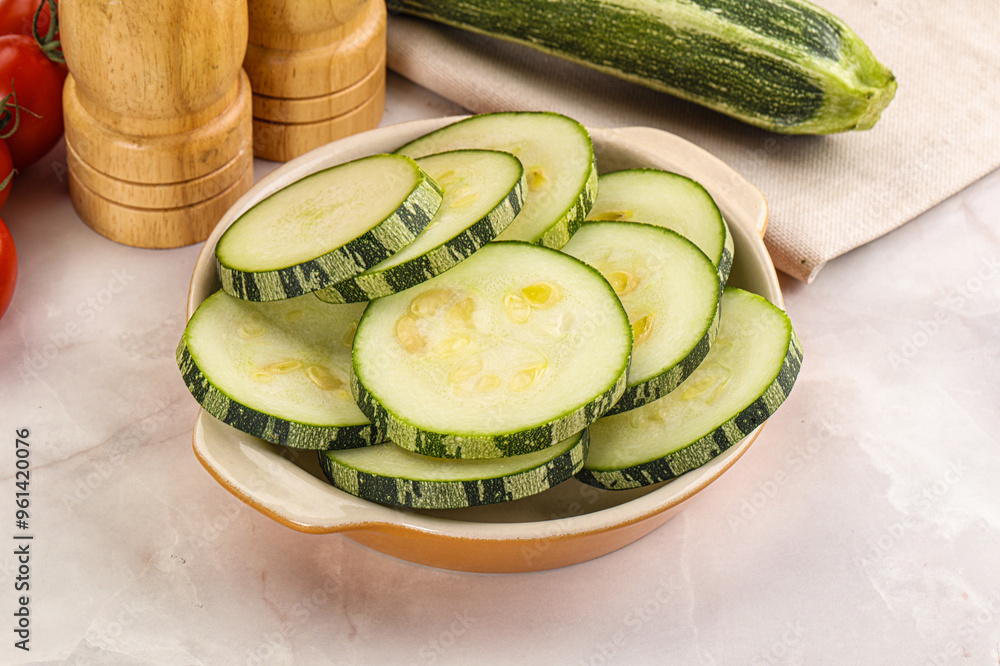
[{"xmin": 177, "ymin": 111, "xmax": 803, "ymax": 510}]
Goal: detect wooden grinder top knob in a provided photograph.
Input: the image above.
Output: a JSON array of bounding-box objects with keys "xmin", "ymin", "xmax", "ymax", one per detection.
[{"xmin": 61, "ymin": 1, "xmax": 249, "ymax": 137}]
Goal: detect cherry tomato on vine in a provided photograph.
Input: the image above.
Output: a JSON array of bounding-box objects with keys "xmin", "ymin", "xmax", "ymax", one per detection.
[
  {"xmin": 0, "ymin": 33, "xmax": 66, "ymax": 169},
  {"xmin": 0, "ymin": 138, "xmax": 12, "ymax": 209},
  {"xmin": 0, "ymin": 0, "xmax": 52, "ymax": 39},
  {"xmin": 0, "ymin": 216, "xmax": 15, "ymax": 320}
]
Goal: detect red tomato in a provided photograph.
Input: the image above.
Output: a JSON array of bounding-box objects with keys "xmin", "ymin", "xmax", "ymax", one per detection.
[
  {"xmin": 0, "ymin": 33, "xmax": 66, "ymax": 169},
  {"xmin": 0, "ymin": 0, "xmax": 52, "ymax": 39},
  {"xmin": 0, "ymin": 138, "xmax": 11, "ymax": 209},
  {"xmin": 0, "ymin": 216, "xmax": 15, "ymax": 320}
]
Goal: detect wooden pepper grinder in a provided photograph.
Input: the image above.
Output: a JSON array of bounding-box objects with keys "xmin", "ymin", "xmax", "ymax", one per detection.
[
  {"xmin": 60, "ymin": 0, "xmax": 255, "ymax": 248},
  {"xmin": 244, "ymin": 0, "xmax": 386, "ymax": 162}
]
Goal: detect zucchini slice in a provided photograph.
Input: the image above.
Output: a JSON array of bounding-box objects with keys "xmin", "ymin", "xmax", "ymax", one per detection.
[
  {"xmin": 314, "ymin": 149, "xmax": 525, "ymax": 304},
  {"xmin": 394, "ymin": 112, "xmax": 597, "ymax": 249},
  {"xmin": 561, "ymin": 221, "xmax": 721, "ymax": 414},
  {"xmin": 215, "ymin": 153, "xmax": 443, "ymax": 302},
  {"xmin": 351, "ymin": 242, "xmax": 632, "ymax": 459},
  {"xmin": 319, "ymin": 430, "xmax": 588, "ymax": 509},
  {"xmin": 578, "ymin": 288, "xmax": 803, "ymax": 490},
  {"xmin": 586, "ymin": 169, "xmax": 734, "ymax": 284},
  {"xmin": 177, "ymin": 291, "xmax": 378, "ymax": 450}
]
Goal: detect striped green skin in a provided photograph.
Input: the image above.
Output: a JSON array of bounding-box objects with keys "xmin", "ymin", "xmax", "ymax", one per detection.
[
  {"xmin": 388, "ymin": 0, "xmax": 896, "ymax": 134},
  {"xmin": 314, "ymin": 150, "xmax": 526, "ymax": 304},
  {"xmin": 353, "ymin": 369, "xmax": 622, "ymax": 459},
  {"xmin": 350, "ymin": 242, "xmax": 632, "ymax": 460},
  {"xmin": 717, "ymin": 239, "xmax": 734, "ymax": 290},
  {"xmin": 538, "ymin": 173, "xmax": 596, "ymax": 250},
  {"xmin": 561, "ymin": 221, "xmax": 722, "ymax": 416},
  {"xmin": 607, "ymin": 303, "xmax": 720, "ymax": 416},
  {"xmin": 319, "ymin": 431, "xmax": 588, "ymax": 509},
  {"xmin": 578, "ymin": 288, "xmax": 803, "ymax": 490},
  {"xmin": 176, "ymin": 343, "xmax": 381, "ymax": 451},
  {"xmin": 535, "ymin": 179, "xmax": 597, "ymax": 250},
  {"xmin": 216, "ymin": 154, "xmax": 443, "ymax": 302},
  {"xmin": 585, "ymin": 169, "xmax": 733, "ymax": 287},
  {"xmin": 394, "ymin": 112, "xmax": 598, "ymax": 249},
  {"xmin": 176, "ymin": 291, "xmax": 379, "ymax": 450}
]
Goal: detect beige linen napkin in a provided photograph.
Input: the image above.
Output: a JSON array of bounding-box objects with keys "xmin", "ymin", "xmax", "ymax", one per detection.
[{"xmin": 385, "ymin": 2, "xmax": 1000, "ymax": 282}]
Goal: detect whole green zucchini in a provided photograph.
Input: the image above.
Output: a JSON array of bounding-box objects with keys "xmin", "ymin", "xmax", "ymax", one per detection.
[{"xmin": 387, "ymin": 0, "xmax": 897, "ymax": 134}]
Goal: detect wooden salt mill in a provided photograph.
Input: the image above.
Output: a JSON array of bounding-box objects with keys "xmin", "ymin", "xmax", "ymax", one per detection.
[
  {"xmin": 60, "ymin": 0, "xmax": 255, "ymax": 248},
  {"xmin": 244, "ymin": 0, "xmax": 386, "ymax": 162}
]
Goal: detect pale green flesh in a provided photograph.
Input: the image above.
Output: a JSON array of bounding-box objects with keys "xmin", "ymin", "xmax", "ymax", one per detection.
[
  {"xmin": 396, "ymin": 113, "xmax": 594, "ymax": 245},
  {"xmin": 216, "ymin": 154, "xmax": 429, "ymax": 271},
  {"xmin": 364, "ymin": 150, "xmax": 522, "ymax": 270},
  {"xmin": 327, "ymin": 431, "xmax": 582, "ymax": 482},
  {"xmin": 561, "ymin": 222, "xmax": 719, "ymax": 384},
  {"xmin": 586, "ymin": 169, "xmax": 729, "ymax": 268},
  {"xmin": 354, "ymin": 243, "xmax": 631, "ymax": 436},
  {"xmin": 586, "ymin": 289, "xmax": 791, "ymax": 470},
  {"xmin": 185, "ymin": 291, "xmax": 369, "ymax": 427}
]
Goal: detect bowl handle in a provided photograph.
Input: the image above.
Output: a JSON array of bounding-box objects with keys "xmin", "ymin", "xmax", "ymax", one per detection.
[{"xmin": 191, "ymin": 412, "xmax": 397, "ymax": 533}]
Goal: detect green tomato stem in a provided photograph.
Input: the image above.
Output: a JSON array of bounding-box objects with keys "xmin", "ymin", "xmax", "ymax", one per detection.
[{"xmin": 33, "ymin": 0, "xmax": 64, "ymax": 65}]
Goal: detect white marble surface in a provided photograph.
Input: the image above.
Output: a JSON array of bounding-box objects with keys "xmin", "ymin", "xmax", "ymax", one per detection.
[{"xmin": 1, "ymin": 72, "xmax": 999, "ymax": 665}]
